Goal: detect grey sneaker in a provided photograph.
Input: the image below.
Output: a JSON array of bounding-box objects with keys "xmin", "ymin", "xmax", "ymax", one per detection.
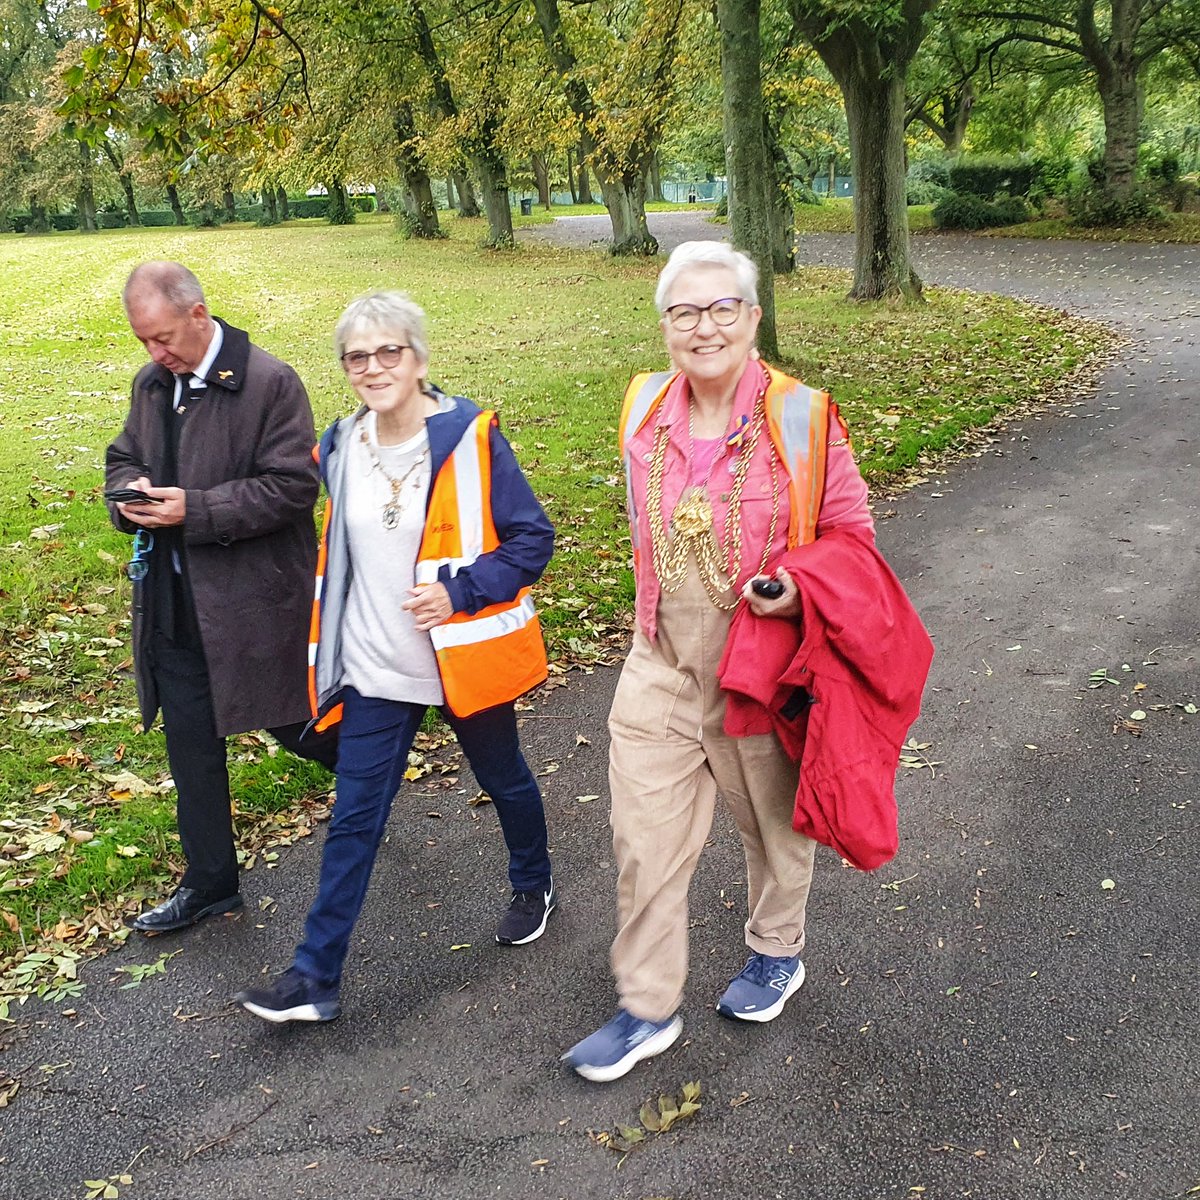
[
  {"xmin": 563, "ymin": 1008, "xmax": 683, "ymax": 1082},
  {"xmin": 496, "ymin": 881, "xmax": 557, "ymax": 945},
  {"xmin": 716, "ymin": 952, "xmax": 805, "ymax": 1022}
]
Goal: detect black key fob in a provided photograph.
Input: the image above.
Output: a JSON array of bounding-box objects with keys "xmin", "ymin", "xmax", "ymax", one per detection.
[{"xmin": 751, "ymin": 577, "xmax": 785, "ymax": 599}]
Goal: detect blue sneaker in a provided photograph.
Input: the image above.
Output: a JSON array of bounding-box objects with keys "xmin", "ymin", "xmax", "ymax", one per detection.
[
  {"xmin": 235, "ymin": 967, "xmax": 341, "ymax": 1024},
  {"xmin": 563, "ymin": 1008, "xmax": 683, "ymax": 1083},
  {"xmin": 717, "ymin": 952, "xmax": 805, "ymax": 1022}
]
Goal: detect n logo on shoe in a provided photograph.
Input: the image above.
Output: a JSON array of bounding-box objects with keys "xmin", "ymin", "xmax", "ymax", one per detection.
[{"xmin": 768, "ymin": 969, "xmax": 794, "ymax": 993}]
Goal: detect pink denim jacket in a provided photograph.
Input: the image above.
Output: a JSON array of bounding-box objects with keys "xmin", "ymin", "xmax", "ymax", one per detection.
[{"xmin": 623, "ymin": 359, "xmax": 874, "ymax": 642}]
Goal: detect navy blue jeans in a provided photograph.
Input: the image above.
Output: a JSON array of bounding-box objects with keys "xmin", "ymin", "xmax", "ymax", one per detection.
[{"xmin": 293, "ymin": 688, "xmax": 551, "ymax": 986}]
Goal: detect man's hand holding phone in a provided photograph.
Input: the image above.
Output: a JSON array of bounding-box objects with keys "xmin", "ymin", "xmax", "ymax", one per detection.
[{"xmin": 109, "ymin": 477, "xmax": 187, "ymax": 527}]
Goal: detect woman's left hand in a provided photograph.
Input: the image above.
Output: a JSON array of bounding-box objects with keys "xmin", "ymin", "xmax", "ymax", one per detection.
[
  {"xmin": 403, "ymin": 583, "xmax": 454, "ymax": 631},
  {"xmin": 742, "ymin": 568, "xmax": 803, "ymax": 619}
]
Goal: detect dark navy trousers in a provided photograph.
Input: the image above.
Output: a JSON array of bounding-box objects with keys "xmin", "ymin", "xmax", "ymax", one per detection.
[{"xmin": 293, "ymin": 688, "xmax": 551, "ymax": 986}]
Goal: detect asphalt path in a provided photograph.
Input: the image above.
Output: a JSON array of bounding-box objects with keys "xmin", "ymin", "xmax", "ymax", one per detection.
[{"xmin": 2, "ymin": 213, "xmax": 1197, "ymax": 1200}]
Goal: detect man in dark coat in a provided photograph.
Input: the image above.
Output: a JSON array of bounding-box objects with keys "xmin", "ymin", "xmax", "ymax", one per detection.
[{"xmin": 107, "ymin": 261, "xmax": 336, "ymax": 933}]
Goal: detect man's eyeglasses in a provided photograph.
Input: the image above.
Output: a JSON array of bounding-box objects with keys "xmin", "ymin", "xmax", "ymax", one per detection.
[
  {"xmin": 340, "ymin": 344, "xmax": 410, "ymax": 375},
  {"xmin": 126, "ymin": 530, "xmax": 154, "ymax": 581},
  {"xmin": 663, "ymin": 297, "xmax": 746, "ymax": 332}
]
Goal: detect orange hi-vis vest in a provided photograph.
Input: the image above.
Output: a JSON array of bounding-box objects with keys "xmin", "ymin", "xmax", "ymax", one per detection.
[
  {"xmin": 414, "ymin": 411, "xmax": 547, "ymax": 718},
  {"xmin": 619, "ymin": 365, "xmax": 842, "ymax": 556},
  {"xmin": 307, "ymin": 412, "xmax": 547, "ymax": 728}
]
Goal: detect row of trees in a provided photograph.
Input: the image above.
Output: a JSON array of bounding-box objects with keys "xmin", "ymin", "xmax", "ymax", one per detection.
[{"xmin": 3, "ymin": 0, "xmax": 1199, "ymax": 323}]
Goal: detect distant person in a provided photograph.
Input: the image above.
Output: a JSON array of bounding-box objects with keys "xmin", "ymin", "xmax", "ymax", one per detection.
[
  {"xmin": 106, "ymin": 261, "xmax": 336, "ymax": 935},
  {"xmin": 687, "ymin": 187, "xmax": 697, "ymax": 204},
  {"xmin": 563, "ymin": 241, "xmax": 930, "ymax": 1082},
  {"xmin": 235, "ymin": 290, "xmax": 556, "ymax": 1024}
]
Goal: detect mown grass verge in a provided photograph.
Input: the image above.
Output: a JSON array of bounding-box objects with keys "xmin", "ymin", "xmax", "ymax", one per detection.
[
  {"xmin": 791, "ymin": 195, "xmax": 1200, "ymax": 243},
  {"xmin": 0, "ymin": 212, "xmax": 1114, "ymax": 1009}
]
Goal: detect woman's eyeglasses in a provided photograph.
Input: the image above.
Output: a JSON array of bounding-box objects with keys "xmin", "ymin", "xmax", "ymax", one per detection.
[
  {"xmin": 663, "ymin": 298, "xmax": 745, "ymax": 332},
  {"xmin": 340, "ymin": 344, "xmax": 410, "ymax": 375},
  {"xmin": 126, "ymin": 530, "xmax": 154, "ymax": 581}
]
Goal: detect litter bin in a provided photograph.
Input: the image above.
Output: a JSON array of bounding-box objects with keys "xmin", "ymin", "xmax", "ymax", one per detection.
[{"xmin": 519, "ymin": 197, "xmax": 533, "ymax": 216}]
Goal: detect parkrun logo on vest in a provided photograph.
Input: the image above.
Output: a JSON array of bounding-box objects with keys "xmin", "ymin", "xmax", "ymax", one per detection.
[{"xmin": 430, "ymin": 521, "xmax": 456, "ymax": 533}]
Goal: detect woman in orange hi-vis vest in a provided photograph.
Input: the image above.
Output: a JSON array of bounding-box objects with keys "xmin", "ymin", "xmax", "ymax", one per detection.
[
  {"xmin": 563, "ymin": 242, "xmax": 876, "ymax": 1081},
  {"xmin": 235, "ymin": 291, "xmax": 555, "ymax": 1025}
]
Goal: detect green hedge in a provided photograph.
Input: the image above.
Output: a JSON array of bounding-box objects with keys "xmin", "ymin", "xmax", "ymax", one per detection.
[
  {"xmin": 948, "ymin": 158, "xmax": 1040, "ymax": 199},
  {"xmin": 4, "ymin": 194, "xmax": 375, "ymax": 233},
  {"xmin": 933, "ymin": 192, "xmax": 1030, "ymax": 230}
]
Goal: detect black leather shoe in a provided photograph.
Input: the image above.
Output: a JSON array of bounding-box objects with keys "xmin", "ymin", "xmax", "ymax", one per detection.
[{"xmin": 129, "ymin": 887, "xmax": 243, "ymax": 933}]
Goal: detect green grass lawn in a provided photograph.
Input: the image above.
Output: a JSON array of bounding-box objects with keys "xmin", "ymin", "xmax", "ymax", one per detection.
[{"xmin": 0, "ymin": 211, "xmax": 1113, "ymax": 1004}]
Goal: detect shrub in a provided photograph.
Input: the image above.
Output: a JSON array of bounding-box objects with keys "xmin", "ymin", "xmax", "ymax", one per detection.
[
  {"xmin": 933, "ymin": 192, "xmax": 1030, "ymax": 230},
  {"xmin": 286, "ymin": 196, "xmax": 330, "ymax": 219},
  {"xmin": 1066, "ymin": 183, "xmax": 1163, "ymax": 227},
  {"xmin": 1031, "ymin": 157, "xmax": 1075, "ymax": 200},
  {"xmin": 949, "ymin": 157, "xmax": 1039, "ymax": 198},
  {"xmin": 907, "ymin": 158, "xmax": 951, "ymax": 189},
  {"xmin": 139, "ymin": 209, "xmax": 183, "ymax": 227},
  {"xmin": 1145, "ymin": 151, "xmax": 1181, "ymax": 185},
  {"xmin": 932, "ymin": 193, "xmax": 998, "ymax": 230},
  {"xmin": 906, "ymin": 180, "xmax": 954, "ymax": 206},
  {"xmin": 792, "ymin": 182, "xmax": 821, "ymax": 206},
  {"xmin": 714, "ymin": 194, "xmax": 728, "ymax": 217},
  {"xmin": 991, "ymin": 195, "xmax": 1030, "ymax": 224}
]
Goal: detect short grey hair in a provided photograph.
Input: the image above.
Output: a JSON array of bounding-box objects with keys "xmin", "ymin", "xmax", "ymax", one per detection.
[
  {"xmin": 654, "ymin": 241, "xmax": 759, "ymax": 312},
  {"xmin": 123, "ymin": 261, "xmax": 206, "ymax": 313},
  {"xmin": 334, "ymin": 290, "xmax": 430, "ymax": 370}
]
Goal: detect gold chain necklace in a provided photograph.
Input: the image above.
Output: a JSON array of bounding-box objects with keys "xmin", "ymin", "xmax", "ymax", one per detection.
[
  {"xmin": 645, "ymin": 388, "xmax": 778, "ymax": 610},
  {"xmin": 358, "ymin": 415, "xmax": 428, "ymax": 530}
]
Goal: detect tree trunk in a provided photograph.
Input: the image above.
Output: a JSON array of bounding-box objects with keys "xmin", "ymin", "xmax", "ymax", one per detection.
[
  {"xmin": 530, "ymin": 0, "xmax": 664, "ymax": 252},
  {"xmin": 476, "ymin": 142, "xmax": 515, "ymax": 248},
  {"xmin": 117, "ymin": 172, "xmax": 140, "ymax": 225},
  {"xmin": 838, "ymin": 71, "xmax": 921, "ymax": 301},
  {"xmin": 276, "ymin": 185, "xmax": 289, "ymax": 220},
  {"xmin": 326, "ymin": 178, "xmax": 355, "ymax": 224},
  {"xmin": 1097, "ymin": 70, "xmax": 1141, "ymax": 204},
  {"xmin": 763, "ymin": 113, "xmax": 796, "ymax": 273},
  {"xmin": 76, "ymin": 142, "xmax": 98, "ymax": 233},
  {"xmin": 566, "ymin": 148, "xmax": 578, "ymax": 203},
  {"xmin": 394, "ymin": 103, "xmax": 443, "ymax": 238},
  {"xmin": 222, "ymin": 185, "xmax": 236, "ymax": 223},
  {"xmin": 576, "ymin": 146, "xmax": 594, "ymax": 203},
  {"xmin": 827, "ymin": 156, "xmax": 837, "ymax": 196},
  {"xmin": 948, "ymin": 81, "xmax": 974, "ymax": 156},
  {"xmin": 375, "ymin": 184, "xmax": 390, "ymax": 214},
  {"xmin": 446, "ymin": 175, "xmax": 456, "ymax": 209},
  {"xmin": 718, "ymin": 0, "xmax": 778, "ymax": 359},
  {"xmin": 262, "ymin": 187, "xmax": 278, "ymax": 223},
  {"xmin": 27, "ymin": 195, "xmax": 49, "ymax": 234},
  {"xmin": 454, "ymin": 171, "xmax": 480, "ymax": 216},
  {"xmin": 531, "ymin": 152, "xmax": 551, "ymax": 208},
  {"xmin": 647, "ymin": 154, "xmax": 666, "ymax": 203},
  {"xmin": 167, "ymin": 183, "xmax": 186, "ymax": 225},
  {"xmin": 595, "ymin": 170, "xmax": 657, "ymax": 255}
]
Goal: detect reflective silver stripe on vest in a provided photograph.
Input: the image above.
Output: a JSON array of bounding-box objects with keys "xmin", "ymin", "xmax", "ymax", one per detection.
[
  {"xmin": 451, "ymin": 416, "xmax": 486, "ymax": 570},
  {"xmin": 621, "ymin": 371, "xmax": 675, "ymax": 452},
  {"xmin": 429, "ymin": 592, "xmax": 538, "ymax": 650},
  {"xmin": 766, "ymin": 382, "xmax": 821, "ymax": 474}
]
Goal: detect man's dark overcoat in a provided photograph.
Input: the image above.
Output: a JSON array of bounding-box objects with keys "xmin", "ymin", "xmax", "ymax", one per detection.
[{"xmin": 106, "ymin": 318, "xmax": 319, "ymax": 736}]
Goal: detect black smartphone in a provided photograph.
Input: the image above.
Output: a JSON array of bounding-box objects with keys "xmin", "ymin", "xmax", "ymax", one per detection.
[
  {"xmin": 751, "ymin": 577, "xmax": 785, "ymax": 599},
  {"xmin": 104, "ymin": 488, "xmax": 164, "ymax": 505}
]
